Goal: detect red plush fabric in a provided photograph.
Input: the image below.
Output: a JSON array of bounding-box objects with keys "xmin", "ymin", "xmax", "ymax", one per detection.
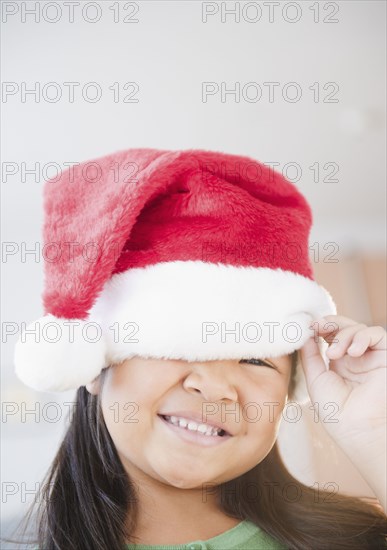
[{"xmin": 42, "ymin": 148, "xmax": 314, "ymax": 319}]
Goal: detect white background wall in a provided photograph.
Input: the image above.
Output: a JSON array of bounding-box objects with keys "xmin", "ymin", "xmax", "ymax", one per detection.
[{"xmin": 1, "ymin": 0, "xmax": 386, "ymax": 544}]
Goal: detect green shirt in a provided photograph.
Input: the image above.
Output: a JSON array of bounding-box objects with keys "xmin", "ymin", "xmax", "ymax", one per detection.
[
  {"xmin": 34, "ymin": 520, "xmax": 286, "ymax": 549},
  {"xmin": 125, "ymin": 519, "xmax": 286, "ymax": 549}
]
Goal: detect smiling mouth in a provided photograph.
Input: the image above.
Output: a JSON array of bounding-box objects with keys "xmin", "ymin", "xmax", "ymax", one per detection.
[{"xmin": 158, "ymin": 414, "xmax": 230, "ymax": 437}]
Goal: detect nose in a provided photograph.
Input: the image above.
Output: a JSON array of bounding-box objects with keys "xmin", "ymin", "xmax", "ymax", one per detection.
[{"xmin": 183, "ymin": 361, "xmax": 238, "ymax": 403}]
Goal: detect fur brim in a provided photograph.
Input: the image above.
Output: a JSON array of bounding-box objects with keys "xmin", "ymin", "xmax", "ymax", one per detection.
[
  {"xmin": 15, "ymin": 261, "xmax": 336, "ymax": 392},
  {"xmin": 91, "ymin": 260, "xmax": 336, "ymax": 364}
]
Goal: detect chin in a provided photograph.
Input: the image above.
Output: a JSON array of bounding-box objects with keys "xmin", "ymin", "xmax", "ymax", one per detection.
[{"xmin": 157, "ymin": 468, "xmax": 217, "ymax": 490}]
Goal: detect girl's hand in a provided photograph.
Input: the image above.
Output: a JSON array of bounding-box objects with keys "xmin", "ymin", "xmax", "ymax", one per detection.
[{"xmin": 299, "ymin": 315, "xmax": 386, "ymax": 477}]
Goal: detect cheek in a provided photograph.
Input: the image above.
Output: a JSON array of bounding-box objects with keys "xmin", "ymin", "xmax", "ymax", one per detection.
[
  {"xmin": 100, "ymin": 364, "xmax": 167, "ymax": 419},
  {"xmin": 238, "ymin": 380, "xmax": 288, "ymax": 445},
  {"xmin": 99, "ymin": 372, "xmax": 145, "ymax": 453},
  {"xmin": 219, "ymin": 403, "xmax": 284, "ymax": 481},
  {"xmin": 99, "ymin": 367, "xmax": 173, "ymax": 459}
]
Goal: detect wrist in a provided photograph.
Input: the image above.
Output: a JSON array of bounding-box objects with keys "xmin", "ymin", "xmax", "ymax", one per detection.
[{"xmin": 340, "ymin": 441, "xmax": 386, "ymax": 513}]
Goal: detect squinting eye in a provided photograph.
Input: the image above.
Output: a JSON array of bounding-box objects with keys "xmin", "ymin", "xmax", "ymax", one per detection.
[{"xmin": 239, "ymin": 358, "xmax": 276, "ymax": 369}]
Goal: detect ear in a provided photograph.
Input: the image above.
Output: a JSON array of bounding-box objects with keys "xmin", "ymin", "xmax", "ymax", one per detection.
[{"xmin": 85, "ymin": 374, "xmax": 101, "ymax": 395}]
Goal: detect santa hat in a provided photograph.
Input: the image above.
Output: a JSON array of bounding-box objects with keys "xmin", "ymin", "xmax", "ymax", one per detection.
[{"xmin": 14, "ymin": 148, "xmax": 336, "ymax": 396}]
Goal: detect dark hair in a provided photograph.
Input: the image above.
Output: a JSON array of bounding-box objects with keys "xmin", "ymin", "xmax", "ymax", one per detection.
[{"xmin": 4, "ymin": 351, "xmax": 387, "ymax": 549}]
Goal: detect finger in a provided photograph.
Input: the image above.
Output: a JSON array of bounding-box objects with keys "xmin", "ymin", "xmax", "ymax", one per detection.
[
  {"xmin": 325, "ymin": 324, "xmax": 368, "ymax": 359},
  {"xmin": 300, "ymin": 336, "xmax": 350, "ymax": 406},
  {"xmin": 299, "ymin": 336, "xmax": 328, "ymax": 392},
  {"xmin": 317, "ymin": 315, "xmax": 360, "ymax": 328},
  {"xmin": 311, "ymin": 316, "xmax": 358, "ymax": 344},
  {"xmin": 347, "ymin": 326, "xmax": 387, "ymax": 356}
]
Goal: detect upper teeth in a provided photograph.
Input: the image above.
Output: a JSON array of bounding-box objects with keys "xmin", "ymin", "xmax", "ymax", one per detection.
[{"xmin": 164, "ymin": 415, "xmax": 224, "ymax": 437}]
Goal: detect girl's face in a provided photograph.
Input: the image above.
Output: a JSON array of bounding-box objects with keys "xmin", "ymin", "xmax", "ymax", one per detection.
[{"xmin": 87, "ymin": 355, "xmax": 292, "ymax": 490}]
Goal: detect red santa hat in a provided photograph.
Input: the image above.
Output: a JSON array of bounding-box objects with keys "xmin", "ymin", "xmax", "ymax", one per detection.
[{"xmin": 14, "ymin": 148, "xmax": 336, "ymax": 395}]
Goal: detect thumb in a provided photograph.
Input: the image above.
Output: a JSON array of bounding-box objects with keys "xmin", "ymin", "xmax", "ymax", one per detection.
[{"xmin": 299, "ymin": 337, "xmax": 328, "ymax": 397}]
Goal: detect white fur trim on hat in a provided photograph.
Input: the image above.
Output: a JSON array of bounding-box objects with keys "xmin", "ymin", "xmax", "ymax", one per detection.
[
  {"xmin": 15, "ymin": 261, "xmax": 336, "ymax": 393},
  {"xmin": 90, "ymin": 260, "xmax": 336, "ymax": 364}
]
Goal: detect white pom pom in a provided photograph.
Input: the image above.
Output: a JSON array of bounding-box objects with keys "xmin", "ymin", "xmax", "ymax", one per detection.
[{"xmin": 14, "ymin": 314, "xmax": 107, "ymax": 392}]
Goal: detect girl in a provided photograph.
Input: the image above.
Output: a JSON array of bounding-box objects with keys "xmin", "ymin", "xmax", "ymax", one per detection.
[{"xmin": 8, "ymin": 148, "xmax": 387, "ymax": 549}]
